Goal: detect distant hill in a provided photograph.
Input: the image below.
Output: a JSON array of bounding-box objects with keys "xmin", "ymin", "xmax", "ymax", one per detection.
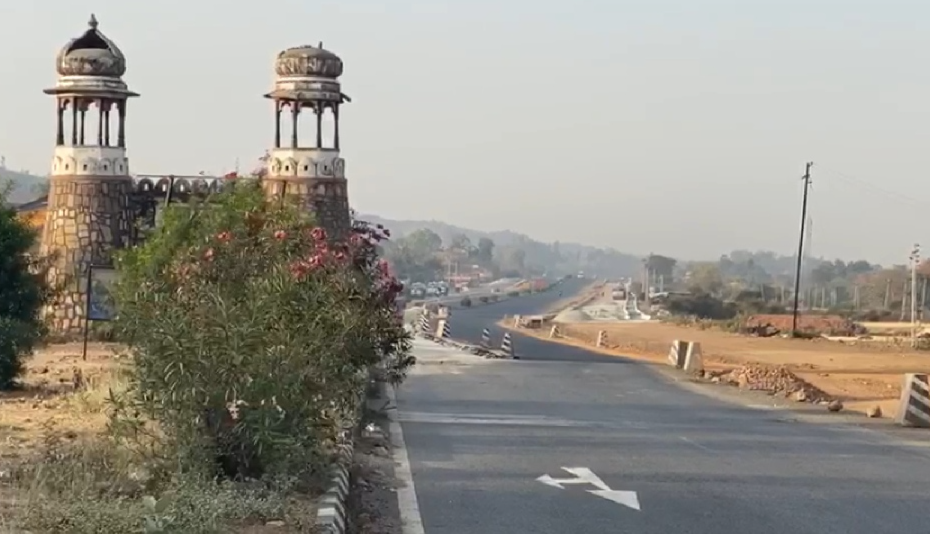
[
  {"xmin": 0, "ymin": 167, "xmax": 46, "ymax": 205},
  {"xmin": 359, "ymin": 213, "xmax": 644, "ymax": 278}
]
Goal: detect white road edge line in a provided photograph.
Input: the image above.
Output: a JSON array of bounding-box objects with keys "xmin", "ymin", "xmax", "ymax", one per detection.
[{"xmin": 386, "ymin": 385, "xmax": 427, "ymax": 534}]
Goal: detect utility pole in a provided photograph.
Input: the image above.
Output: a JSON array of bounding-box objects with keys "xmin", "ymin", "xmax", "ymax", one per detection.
[
  {"xmin": 911, "ymin": 244, "xmax": 920, "ymax": 348},
  {"xmin": 791, "ymin": 162, "xmax": 813, "ymax": 337}
]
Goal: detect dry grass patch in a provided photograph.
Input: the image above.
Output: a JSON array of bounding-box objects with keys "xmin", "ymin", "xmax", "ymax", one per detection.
[
  {"xmin": 0, "ymin": 341, "xmax": 125, "ymax": 461},
  {"xmin": 0, "ymin": 342, "xmax": 325, "ymax": 533}
]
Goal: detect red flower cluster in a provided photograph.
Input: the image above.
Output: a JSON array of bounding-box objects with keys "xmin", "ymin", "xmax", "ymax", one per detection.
[{"xmin": 199, "ymin": 220, "xmax": 403, "ymax": 307}]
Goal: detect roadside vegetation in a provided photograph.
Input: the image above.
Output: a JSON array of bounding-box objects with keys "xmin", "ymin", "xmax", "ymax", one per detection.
[{"xmin": 0, "ymin": 182, "xmax": 413, "ymax": 533}]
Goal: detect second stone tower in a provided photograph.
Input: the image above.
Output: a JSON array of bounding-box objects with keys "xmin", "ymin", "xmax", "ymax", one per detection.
[{"xmin": 263, "ymin": 43, "xmax": 351, "ymax": 237}]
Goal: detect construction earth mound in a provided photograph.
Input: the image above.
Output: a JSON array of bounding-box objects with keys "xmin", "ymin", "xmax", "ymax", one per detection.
[
  {"xmin": 708, "ymin": 364, "xmax": 832, "ymax": 403},
  {"xmin": 743, "ymin": 314, "xmax": 865, "ymax": 337}
]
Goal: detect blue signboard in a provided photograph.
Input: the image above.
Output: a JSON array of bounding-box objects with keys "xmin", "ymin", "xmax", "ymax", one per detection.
[{"xmin": 87, "ymin": 265, "xmax": 118, "ymax": 321}]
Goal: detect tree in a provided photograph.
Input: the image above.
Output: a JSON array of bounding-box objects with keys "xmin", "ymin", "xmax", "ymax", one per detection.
[
  {"xmin": 449, "ymin": 233, "xmax": 472, "ymax": 253},
  {"xmin": 476, "ymin": 237, "xmax": 495, "ymax": 265},
  {"xmin": 0, "ymin": 184, "xmax": 48, "ymax": 388},
  {"xmin": 688, "ymin": 262, "xmax": 724, "ymax": 295},
  {"xmin": 406, "ymin": 228, "xmax": 443, "ymax": 255},
  {"xmin": 496, "ymin": 246, "xmax": 526, "ymax": 276},
  {"xmin": 382, "ymin": 227, "xmax": 445, "ymax": 282}
]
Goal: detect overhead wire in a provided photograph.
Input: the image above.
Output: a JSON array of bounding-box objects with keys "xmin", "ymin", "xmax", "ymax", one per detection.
[{"xmin": 815, "ymin": 165, "xmax": 930, "ymax": 211}]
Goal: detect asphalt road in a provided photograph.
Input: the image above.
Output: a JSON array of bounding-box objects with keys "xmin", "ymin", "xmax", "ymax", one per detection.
[
  {"xmin": 395, "ymin": 288, "xmax": 930, "ymax": 533},
  {"xmin": 446, "ymin": 277, "xmax": 614, "ymax": 363}
]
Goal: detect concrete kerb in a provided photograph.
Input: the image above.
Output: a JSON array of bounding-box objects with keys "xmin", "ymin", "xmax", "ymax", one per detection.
[
  {"xmin": 315, "ymin": 441, "xmax": 353, "ymax": 533},
  {"xmin": 314, "ymin": 376, "xmax": 368, "ymax": 534}
]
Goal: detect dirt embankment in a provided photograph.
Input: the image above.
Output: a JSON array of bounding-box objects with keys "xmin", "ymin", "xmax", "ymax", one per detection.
[
  {"xmin": 743, "ymin": 314, "xmax": 865, "ymax": 336},
  {"xmin": 507, "ymin": 319, "xmax": 921, "ymax": 419}
]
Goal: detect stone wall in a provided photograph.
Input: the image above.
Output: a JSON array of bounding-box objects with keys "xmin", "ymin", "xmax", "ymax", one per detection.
[
  {"xmin": 40, "ymin": 176, "xmax": 134, "ymax": 334},
  {"xmin": 262, "ymin": 176, "xmax": 350, "ymax": 238}
]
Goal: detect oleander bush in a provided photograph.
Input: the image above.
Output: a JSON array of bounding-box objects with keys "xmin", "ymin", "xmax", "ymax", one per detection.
[{"xmin": 11, "ymin": 181, "xmax": 414, "ymax": 533}]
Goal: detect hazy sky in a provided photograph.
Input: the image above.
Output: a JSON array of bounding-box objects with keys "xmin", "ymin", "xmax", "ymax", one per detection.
[{"xmin": 2, "ymin": 1, "xmax": 929, "ymax": 265}]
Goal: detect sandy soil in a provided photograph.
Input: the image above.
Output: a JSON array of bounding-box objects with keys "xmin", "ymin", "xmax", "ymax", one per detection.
[
  {"xmin": 516, "ymin": 320, "xmax": 929, "ymax": 419},
  {"xmin": 0, "ymin": 341, "xmax": 128, "ymax": 464}
]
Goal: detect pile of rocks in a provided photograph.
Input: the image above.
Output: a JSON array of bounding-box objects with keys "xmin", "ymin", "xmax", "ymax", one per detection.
[{"xmin": 710, "ymin": 364, "xmax": 832, "ymax": 404}]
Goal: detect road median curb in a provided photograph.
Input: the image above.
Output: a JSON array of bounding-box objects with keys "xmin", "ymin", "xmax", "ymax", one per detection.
[{"xmin": 315, "ymin": 441, "xmax": 353, "ymax": 533}]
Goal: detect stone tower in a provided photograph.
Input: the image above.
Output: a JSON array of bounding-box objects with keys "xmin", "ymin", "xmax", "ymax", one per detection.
[
  {"xmin": 263, "ymin": 43, "xmax": 351, "ymax": 237},
  {"xmin": 41, "ymin": 15, "xmax": 138, "ymax": 334}
]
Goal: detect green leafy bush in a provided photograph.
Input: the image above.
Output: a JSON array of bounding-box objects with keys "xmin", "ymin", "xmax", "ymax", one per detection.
[
  {"xmin": 110, "ymin": 183, "xmax": 412, "ymax": 481},
  {"xmin": 507, "ymin": 291, "xmax": 520, "ymax": 297},
  {"xmin": 478, "ymin": 295, "xmax": 489, "ymax": 303},
  {"xmin": 0, "ymin": 185, "xmax": 49, "ymax": 389},
  {"xmin": 460, "ymin": 296, "xmax": 472, "ymax": 307}
]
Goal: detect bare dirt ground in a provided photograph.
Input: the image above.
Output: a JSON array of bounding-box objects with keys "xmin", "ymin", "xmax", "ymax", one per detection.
[
  {"xmin": 0, "ymin": 342, "xmax": 127, "ymax": 529},
  {"xmin": 513, "ymin": 318, "xmax": 929, "ymax": 420},
  {"xmin": 348, "ymin": 411, "xmax": 402, "ymax": 534},
  {"xmin": 0, "ymin": 341, "xmax": 127, "ymax": 463}
]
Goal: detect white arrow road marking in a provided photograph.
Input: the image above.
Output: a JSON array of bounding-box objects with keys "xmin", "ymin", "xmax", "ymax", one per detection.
[
  {"xmin": 536, "ymin": 467, "xmax": 609, "ymax": 490},
  {"xmin": 537, "ymin": 467, "xmax": 640, "ymax": 511},
  {"xmin": 589, "ymin": 489, "xmax": 641, "ymax": 511}
]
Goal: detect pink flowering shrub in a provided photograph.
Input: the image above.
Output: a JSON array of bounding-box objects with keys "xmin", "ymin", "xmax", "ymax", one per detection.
[{"xmin": 111, "ymin": 183, "xmax": 412, "ymax": 480}]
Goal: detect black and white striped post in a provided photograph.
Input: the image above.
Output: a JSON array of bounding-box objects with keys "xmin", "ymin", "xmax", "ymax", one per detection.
[
  {"xmin": 436, "ymin": 319, "xmax": 451, "ymax": 340},
  {"xmin": 895, "ymin": 373, "xmax": 930, "ymax": 428},
  {"xmin": 500, "ymin": 332, "xmax": 514, "ymax": 358},
  {"xmin": 480, "ymin": 328, "xmax": 492, "ymax": 349}
]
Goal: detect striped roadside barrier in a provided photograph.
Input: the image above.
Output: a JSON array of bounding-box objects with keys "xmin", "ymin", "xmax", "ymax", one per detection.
[
  {"xmin": 500, "ymin": 332, "xmax": 514, "ymax": 358},
  {"xmin": 480, "ymin": 328, "xmax": 492, "ymax": 349},
  {"xmin": 418, "ymin": 312, "xmax": 432, "ymax": 337},
  {"xmin": 895, "ymin": 373, "xmax": 930, "ymax": 428},
  {"xmin": 681, "ymin": 341, "xmax": 703, "ymax": 374},
  {"xmin": 436, "ymin": 319, "xmax": 451, "ymax": 340},
  {"xmin": 668, "ymin": 340, "xmax": 687, "ymax": 368}
]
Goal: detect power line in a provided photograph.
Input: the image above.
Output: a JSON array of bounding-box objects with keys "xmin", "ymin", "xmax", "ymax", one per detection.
[{"xmin": 816, "ymin": 165, "xmax": 930, "ymax": 210}]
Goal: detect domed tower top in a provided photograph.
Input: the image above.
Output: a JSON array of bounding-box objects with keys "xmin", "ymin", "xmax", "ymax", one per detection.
[
  {"xmin": 45, "ymin": 14, "xmax": 138, "ymax": 97},
  {"xmin": 265, "ymin": 42, "xmax": 349, "ymax": 104}
]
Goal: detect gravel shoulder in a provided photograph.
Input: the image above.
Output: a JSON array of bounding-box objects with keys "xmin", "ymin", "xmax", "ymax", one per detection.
[{"xmin": 347, "ymin": 400, "xmax": 402, "ymax": 534}]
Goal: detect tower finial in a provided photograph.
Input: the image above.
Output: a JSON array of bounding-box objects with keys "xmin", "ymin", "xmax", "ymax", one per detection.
[
  {"xmin": 88, "ymin": 14, "xmax": 98, "ymax": 29},
  {"xmin": 318, "ymin": 41, "xmax": 323, "ymax": 48}
]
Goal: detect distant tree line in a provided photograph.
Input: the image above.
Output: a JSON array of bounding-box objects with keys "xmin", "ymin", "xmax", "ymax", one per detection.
[{"xmin": 653, "ymin": 249, "xmax": 924, "ymax": 321}]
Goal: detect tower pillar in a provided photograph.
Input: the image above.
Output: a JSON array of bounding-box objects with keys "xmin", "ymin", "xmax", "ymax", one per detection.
[
  {"xmin": 41, "ymin": 14, "xmax": 139, "ymax": 334},
  {"xmin": 263, "ymin": 43, "xmax": 351, "ymax": 238}
]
